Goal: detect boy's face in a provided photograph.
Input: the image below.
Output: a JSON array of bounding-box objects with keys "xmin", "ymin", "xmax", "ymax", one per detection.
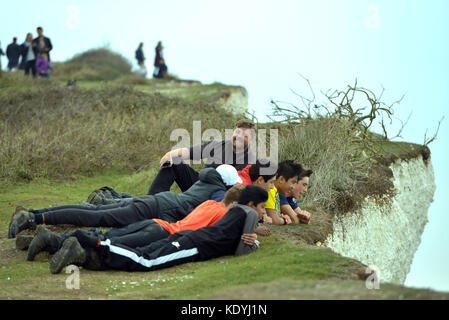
[
  {"xmin": 289, "ymin": 177, "xmax": 309, "ymax": 199},
  {"xmin": 277, "ymin": 176, "xmax": 298, "ymax": 195},
  {"xmin": 248, "ymin": 201, "xmax": 267, "ymax": 219},
  {"xmin": 254, "ymin": 176, "xmax": 276, "ymax": 192}
]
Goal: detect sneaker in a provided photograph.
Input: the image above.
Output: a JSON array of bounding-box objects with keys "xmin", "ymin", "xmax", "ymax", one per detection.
[
  {"xmin": 8, "ymin": 210, "xmax": 36, "ymax": 239},
  {"xmin": 27, "ymin": 226, "xmax": 64, "ymax": 261},
  {"xmin": 16, "ymin": 235, "xmax": 34, "ymax": 251},
  {"xmin": 50, "ymin": 237, "xmax": 86, "ymax": 274}
]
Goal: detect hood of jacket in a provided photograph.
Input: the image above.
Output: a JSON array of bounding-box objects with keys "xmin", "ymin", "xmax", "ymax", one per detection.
[
  {"xmin": 198, "ymin": 167, "xmax": 226, "ymax": 187},
  {"xmin": 155, "ymin": 167, "xmax": 227, "ymax": 222}
]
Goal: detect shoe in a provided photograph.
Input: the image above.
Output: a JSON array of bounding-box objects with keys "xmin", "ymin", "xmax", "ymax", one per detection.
[
  {"xmin": 16, "ymin": 235, "xmax": 34, "ymax": 251},
  {"xmin": 86, "ymin": 190, "xmax": 106, "ymax": 206},
  {"xmin": 8, "ymin": 210, "xmax": 36, "ymax": 239},
  {"xmin": 27, "ymin": 226, "xmax": 64, "ymax": 261},
  {"xmin": 50, "ymin": 237, "xmax": 86, "ymax": 274},
  {"xmin": 8, "ymin": 206, "xmax": 28, "ymax": 238}
]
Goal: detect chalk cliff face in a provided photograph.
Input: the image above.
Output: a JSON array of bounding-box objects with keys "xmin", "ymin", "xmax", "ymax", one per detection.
[
  {"xmin": 324, "ymin": 155, "xmax": 436, "ymax": 285},
  {"xmin": 218, "ymin": 86, "xmax": 248, "ymax": 116}
]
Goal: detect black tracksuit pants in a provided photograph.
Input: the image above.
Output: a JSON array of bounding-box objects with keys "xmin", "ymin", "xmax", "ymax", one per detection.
[
  {"xmin": 148, "ymin": 162, "xmax": 199, "ymax": 195},
  {"xmin": 33, "ymin": 196, "xmax": 159, "ymax": 228},
  {"xmin": 93, "ymin": 231, "xmax": 199, "ymax": 272}
]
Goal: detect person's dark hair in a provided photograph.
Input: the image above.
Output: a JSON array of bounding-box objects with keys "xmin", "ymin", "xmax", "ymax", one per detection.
[
  {"xmin": 249, "ymin": 159, "xmax": 277, "ymax": 182},
  {"xmin": 235, "ymin": 119, "xmax": 255, "ymax": 130},
  {"xmin": 238, "ymin": 185, "xmax": 268, "ymax": 206},
  {"xmin": 13, "ymin": 37, "xmax": 17, "ymax": 42},
  {"xmin": 37, "ymin": 27, "xmax": 43, "ymax": 31},
  {"xmin": 298, "ymin": 168, "xmax": 313, "ymax": 181},
  {"xmin": 276, "ymin": 160, "xmax": 302, "ymax": 181}
]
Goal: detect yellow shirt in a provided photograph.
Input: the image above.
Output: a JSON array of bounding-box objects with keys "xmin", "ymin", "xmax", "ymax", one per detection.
[{"xmin": 265, "ymin": 186, "xmax": 281, "ymax": 216}]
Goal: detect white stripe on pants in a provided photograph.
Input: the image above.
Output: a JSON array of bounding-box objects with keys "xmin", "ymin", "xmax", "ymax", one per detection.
[{"xmin": 100, "ymin": 239, "xmax": 199, "ymax": 270}]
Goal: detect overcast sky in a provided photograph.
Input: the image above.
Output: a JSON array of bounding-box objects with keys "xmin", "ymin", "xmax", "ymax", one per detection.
[{"xmin": 1, "ymin": 0, "xmax": 448, "ymax": 292}]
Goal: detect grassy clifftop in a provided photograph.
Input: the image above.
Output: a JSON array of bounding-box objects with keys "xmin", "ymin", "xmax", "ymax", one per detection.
[{"xmin": 0, "ymin": 49, "xmax": 445, "ymax": 299}]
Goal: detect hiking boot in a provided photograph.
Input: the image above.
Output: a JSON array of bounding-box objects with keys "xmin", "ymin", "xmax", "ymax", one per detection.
[
  {"xmin": 27, "ymin": 226, "xmax": 65, "ymax": 261},
  {"xmin": 8, "ymin": 206, "xmax": 28, "ymax": 238},
  {"xmin": 86, "ymin": 190, "xmax": 107, "ymax": 206},
  {"xmin": 8, "ymin": 210, "xmax": 36, "ymax": 239},
  {"xmin": 16, "ymin": 235, "xmax": 34, "ymax": 251},
  {"xmin": 50, "ymin": 237, "xmax": 86, "ymax": 274}
]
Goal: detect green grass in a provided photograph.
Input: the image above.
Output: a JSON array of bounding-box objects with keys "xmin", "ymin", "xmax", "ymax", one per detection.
[
  {"xmin": 0, "ymin": 51, "xmax": 445, "ymax": 299},
  {"xmin": 1, "ymin": 171, "xmax": 448, "ymax": 299}
]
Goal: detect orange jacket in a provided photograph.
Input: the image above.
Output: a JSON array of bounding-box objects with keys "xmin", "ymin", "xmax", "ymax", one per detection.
[{"xmin": 153, "ymin": 200, "xmax": 228, "ymax": 234}]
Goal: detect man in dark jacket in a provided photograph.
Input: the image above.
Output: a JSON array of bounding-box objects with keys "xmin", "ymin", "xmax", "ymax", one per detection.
[
  {"xmin": 48, "ymin": 185, "xmax": 268, "ymax": 274},
  {"xmin": 148, "ymin": 119, "xmax": 262, "ymax": 196},
  {"xmin": 9, "ymin": 166, "xmax": 238, "ymax": 238},
  {"xmin": 32, "ymin": 27, "xmax": 53, "ymax": 62},
  {"xmin": 6, "ymin": 38, "xmax": 21, "ymax": 71}
]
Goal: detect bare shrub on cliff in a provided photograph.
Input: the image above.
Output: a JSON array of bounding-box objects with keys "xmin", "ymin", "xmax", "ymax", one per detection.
[{"xmin": 268, "ymin": 77, "xmax": 407, "ymax": 214}]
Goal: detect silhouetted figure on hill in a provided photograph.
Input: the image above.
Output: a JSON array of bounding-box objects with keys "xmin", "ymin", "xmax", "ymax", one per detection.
[
  {"xmin": 6, "ymin": 38, "xmax": 21, "ymax": 72},
  {"xmin": 135, "ymin": 42, "xmax": 147, "ymax": 78},
  {"xmin": 153, "ymin": 41, "xmax": 168, "ymax": 78},
  {"xmin": 135, "ymin": 42, "xmax": 145, "ymax": 66}
]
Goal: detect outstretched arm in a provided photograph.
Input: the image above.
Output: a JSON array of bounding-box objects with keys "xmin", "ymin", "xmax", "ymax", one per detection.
[{"xmin": 235, "ymin": 210, "xmax": 260, "ymax": 256}]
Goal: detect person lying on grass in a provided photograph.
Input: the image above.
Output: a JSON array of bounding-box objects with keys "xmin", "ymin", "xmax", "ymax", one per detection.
[
  {"xmin": 279, "ymin": 167, "xmax": 313, "ymax": 224},
  {"xmin": 8, "ymin": 165, "xmax": 241, "ymax": 239},
  {"xmin": 20, "ymin": 185, "xmax": 244, "ymax": 261},
  {"xmin": 47, "ymin": 185, "xmax": 268, "ymax": 274},
  {"xmin": 264, "ymin": 160, "xmax": 303, "ymax": 225}
]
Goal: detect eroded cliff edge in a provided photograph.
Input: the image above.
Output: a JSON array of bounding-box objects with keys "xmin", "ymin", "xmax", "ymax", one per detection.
[{"xmin": 325, "ymin": 154, "xmax": 436, "ymax": 285}]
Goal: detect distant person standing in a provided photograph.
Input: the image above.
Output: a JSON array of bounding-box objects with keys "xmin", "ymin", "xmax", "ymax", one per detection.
[
  {"xmin": 32, "ymin": 27, "xmax": 53, "ymax": 62},
  {"xmin": 153, "ymin": 41, "xmax": 168, "ymax": 78},
  {"xmin": 6, "ymin": 38, "xmax": 21, "ymax": 72},
  {"xmin": 20, "ymin": 33, "xmax": 38, "ymax": 78},
  {"xmin": 135, "ymin": 42, "xmax": 145, "ymax": 66},
  {"xmin": 135, "ymin": 42, "xmax": 147, "ymax": 78}
]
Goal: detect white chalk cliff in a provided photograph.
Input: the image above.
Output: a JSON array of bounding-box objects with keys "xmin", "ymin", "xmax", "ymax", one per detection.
[{"xmin": 325, "ymin": 155, "xmax": 436, "ymax": 285}]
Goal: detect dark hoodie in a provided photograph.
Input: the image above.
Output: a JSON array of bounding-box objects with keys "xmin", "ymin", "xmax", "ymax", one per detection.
[{"xmin": 155, "ymin": 168, "xmax": 227, "ymax": 222}]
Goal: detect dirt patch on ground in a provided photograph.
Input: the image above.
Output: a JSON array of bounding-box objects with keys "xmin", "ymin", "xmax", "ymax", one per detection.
[{"xmin": 268, "ymin": 207, "xmax": 334, "ymax": 246}]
